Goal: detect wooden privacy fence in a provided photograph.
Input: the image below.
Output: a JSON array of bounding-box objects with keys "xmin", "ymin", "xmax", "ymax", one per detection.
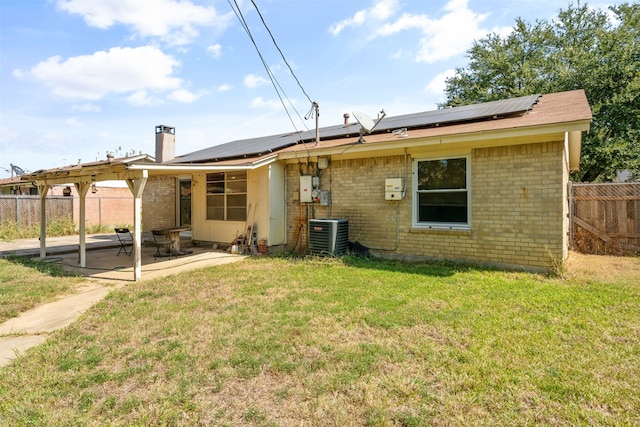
[
  {"xmin": 569, "ymin": 182, "xmax": 640, "ymax": 255},
  {"xmin": 0, "ymin": 195, "xmax": 133, "ymax": 228},
  {"xmin": 0, "ymin": 196, "xmax": 72, "ymax": 227}
]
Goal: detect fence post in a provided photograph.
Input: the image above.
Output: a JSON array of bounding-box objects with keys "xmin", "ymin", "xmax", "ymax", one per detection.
[{"xmin": 568, "ymin": 181, "xmax": 574, "ymax": 250}]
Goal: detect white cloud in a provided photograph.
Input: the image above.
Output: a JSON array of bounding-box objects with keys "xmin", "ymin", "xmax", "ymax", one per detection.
[
  {"xmin": 218, "ymin": 83, "xmax": 232, "ymax": 92},
  {"xmin": 207, "ymin": 43, "xmax": 222, "ymax": 58},
  {"xmin": 15, "ymin": 46, "xmax": 183, "ymax": 101},
  {"xmin": 250, "ymin": 97, "xmax": 281, "ymax": 110},
  {"xmin": 65, "ymin": 117, "xmax": 83, "ymax": 126},
  {"xmin": 126, "ymin": 90, "xmax": 155, "ymax": 106},
  {"xmin": 168, "ymin": 88, "xmax": 198, "ymax": 103},
  {"xmin": 244, "ymin": 74, "xmax": 268, "ymax": 89},
  {"xmin": 425, "ymin": 69, "xmax": 456, "ymax": 95},
  {"xmin": 72, "ymin": 103, "xmax": 102, "ymax": 112},
  {"xmin": 329, "ymin": 0, "xmax": 399, "ymax": 35},
  {"xmin": 331, "ymin": 0, "xmax": 511, "ymax": 64},
  {"xmin": 377, "ymin": 0, "xmax": 491, "ymax": 63},
  {"xmin": 55, "ymin": 0, "xmax": 232, "ymax": 46}
]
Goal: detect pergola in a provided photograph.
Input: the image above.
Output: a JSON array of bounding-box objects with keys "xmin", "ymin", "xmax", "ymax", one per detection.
[
  {"xmin": 21, "ymin": 155, "xmax": 155, "ymax": 281},
  {"xmin": 20, "ymin": 154, "xmax": 271, "ymax": 281}
]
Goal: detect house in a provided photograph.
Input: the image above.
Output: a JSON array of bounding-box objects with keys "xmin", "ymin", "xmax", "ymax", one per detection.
[
  {"xmin": 0, "ymin": 176, "xmax": 37, "ymax": 195},
  {"xmin": 21, "ymin": 90, "xmax": 591, "ymax": 277},
  {"xmin": 161, "ymin": 89, "xmax": 591, "ymax": 272}
]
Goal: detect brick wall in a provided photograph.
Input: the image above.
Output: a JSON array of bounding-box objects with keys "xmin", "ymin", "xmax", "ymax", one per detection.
[
  {"xmin": 73, "ymin": 188, "xmax": 133, "ymax": 226},
  {"xmin": 142, "ymin": 176, "xmax": 176, "ymax": 231},
  {"xmin": 285, "ymin": 140, "xmax": 567, "ymax": 272}
]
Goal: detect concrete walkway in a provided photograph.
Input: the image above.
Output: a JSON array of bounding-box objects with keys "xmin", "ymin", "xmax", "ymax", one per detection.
[
  {"xmin": 0, "ymin": 282, "xmax": 115, "ymax": 367},
  {"xmin": 0, "ymin": 234, "xmax": 244, "ymax": 367}
]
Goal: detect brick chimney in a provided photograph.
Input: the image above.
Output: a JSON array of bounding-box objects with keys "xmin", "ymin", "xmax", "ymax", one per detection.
[
  {"xmin": 155, "ymin": 125, "xmax": 175, "ymax": 163},
  {"xmin": 343, "ymin": 113, "xmax": 350, "ymax": 125}
]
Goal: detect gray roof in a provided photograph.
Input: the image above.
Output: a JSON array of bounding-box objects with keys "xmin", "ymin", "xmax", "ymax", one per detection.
[{"xmin": 170, "ymin": 94, "xmax": 540, "ymax": 164}]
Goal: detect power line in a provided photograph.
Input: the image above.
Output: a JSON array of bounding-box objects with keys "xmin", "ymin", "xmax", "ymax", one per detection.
[
  {"xmin": 226, "ymin": 0, "xmax": 315, "ymax": 144},
  {"xmin": 227, "ymin": 0, "xmax": 298, "ymax": 126},
  {"xmin": 249, "ymin": 0, "xmax": 313, "ymax": 106}
]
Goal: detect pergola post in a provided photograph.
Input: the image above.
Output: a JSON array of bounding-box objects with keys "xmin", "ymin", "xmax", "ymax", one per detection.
[
  {"xmin": 37, "ymin": 184, "xmax": 50, "ymax": 259},
  {"xmin": 74, "ymin": 182, "xmax": 90, "ymax": 267},
  {"xmin": 127, "ymin": 170, "xmax": 148, "ymax": 281}
]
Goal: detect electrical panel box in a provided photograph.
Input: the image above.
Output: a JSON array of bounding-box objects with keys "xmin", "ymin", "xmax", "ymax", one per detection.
[
  {"xmin": 385, "ymin": 178, "xmax": 403, "ymax": 200},
  {"xmin": 311, "ymin": 189, "xmax": 331, "ymax": 206},
  {"xmin": 319, "ymin": 190, "xmax": 331, "ymax": 206},
  {"xmin": 300, "ymin": 176, "xmax": 313, "ymax": 203}
]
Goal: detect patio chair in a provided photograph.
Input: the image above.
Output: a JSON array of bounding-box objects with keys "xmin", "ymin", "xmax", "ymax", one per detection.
[
  {"xmin": 152, "ymin": 230, "xmax": 175, "ymax": 260},
  {"xmin": 114, "ymin": 227, "xmax": 133, "ymax": 256}
]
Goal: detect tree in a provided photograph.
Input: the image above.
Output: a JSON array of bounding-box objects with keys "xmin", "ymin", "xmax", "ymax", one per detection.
[{"xmin": 443, "ymin": 2, "xmax": 640, "ymax": 182}]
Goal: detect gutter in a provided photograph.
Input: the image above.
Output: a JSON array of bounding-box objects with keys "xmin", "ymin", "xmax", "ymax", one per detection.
[{"xmin": 126, "ymin": 154, "xmax": 278, "ymax": 172}]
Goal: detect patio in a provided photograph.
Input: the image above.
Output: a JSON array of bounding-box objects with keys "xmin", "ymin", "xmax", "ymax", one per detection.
[
  {"xmin": 58, "ymin": 245, "xmax": 245, "ymax": 282},
  {"xmin": 0, "ymin": 234, "xmax": 246, "ymax": 282}
]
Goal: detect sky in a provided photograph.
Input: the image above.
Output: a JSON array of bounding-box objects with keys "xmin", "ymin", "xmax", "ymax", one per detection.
[{"xmin": 0, "ymin": 0, "xmax": 619, "ymax": 177}]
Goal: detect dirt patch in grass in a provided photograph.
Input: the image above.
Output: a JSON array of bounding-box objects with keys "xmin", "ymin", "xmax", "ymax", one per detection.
[{"xmin": 565, "ymin": 251, "xmax": 640, "ymax": 285}]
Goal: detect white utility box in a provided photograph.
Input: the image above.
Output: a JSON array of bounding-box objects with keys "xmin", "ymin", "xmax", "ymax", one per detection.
[
  {"xmin": 385, "ymin": 178, "xmax": 403, "ymax": 200},
  {"xmin": 300, "ymin": 176, "xmax": 313, "ymax": 203}
]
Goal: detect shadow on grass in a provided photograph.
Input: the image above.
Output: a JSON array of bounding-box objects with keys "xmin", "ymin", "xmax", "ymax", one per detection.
[
  {"xmin": 340, "ymin": 254, "xmax": 493, "ymax": 278},
  {"xmin": 276, "ymin": 249, "xmax": 502, "ymax": 278},
  {"xmin": 3, "ymin": 255, "xmax": 81, "ymax": 278}
]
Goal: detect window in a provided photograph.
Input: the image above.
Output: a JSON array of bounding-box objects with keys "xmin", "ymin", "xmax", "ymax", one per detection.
[
  {"xmin": 414, "ymin": 156, "xmax": 469, "ymax": 228},
  {"xmin": 206, "ymin": 171, "xmax": 247, "ymax": 221}
]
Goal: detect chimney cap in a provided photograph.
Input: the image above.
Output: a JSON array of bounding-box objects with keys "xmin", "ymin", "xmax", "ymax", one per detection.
[{"xmin": 155, "ymin": 125, "xmax": 175, "ymax": 134}]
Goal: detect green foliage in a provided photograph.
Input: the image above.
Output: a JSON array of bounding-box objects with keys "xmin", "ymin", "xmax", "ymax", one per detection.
[
  {"xmin": 443, "ymin": 2, "xmax": 640, "ymax": 182},
  {"xmin": 0, "ymin": 217, "xmax": 75, "ymax": 240}
]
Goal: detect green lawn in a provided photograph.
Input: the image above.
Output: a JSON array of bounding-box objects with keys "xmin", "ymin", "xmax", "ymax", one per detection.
[
  {"xmin": 1, "ymin": 256, "xmax": 639, "ymax": 426},
  {"xmin": 0, "ymin": 258, "xmax": 84, "ymax": 323}
]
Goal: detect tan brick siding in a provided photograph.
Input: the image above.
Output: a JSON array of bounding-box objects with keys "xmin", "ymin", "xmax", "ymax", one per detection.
[
  {"xmin": 285, "ymin": 140, "xmax": 567, "ymax": 272},
  {"xmin": 142, "ymin": 176, "xmax": 176, "ymax": 231}
]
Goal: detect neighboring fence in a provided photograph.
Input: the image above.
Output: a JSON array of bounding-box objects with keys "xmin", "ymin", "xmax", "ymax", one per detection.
[
  {"xmin": 0, "ymin": 196, "xmax": 72, "ymax": 227},
  {"xmin": 569, "ymin": 182, "xmax": 640, "ymax": 255},
  {"xmin": 0, "ymin": 195, "xmax": 133, "ymax": 228}
]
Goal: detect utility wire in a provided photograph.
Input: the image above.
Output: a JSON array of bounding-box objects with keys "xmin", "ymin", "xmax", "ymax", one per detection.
[
  {"xmin": 249, "ymin": 0, "xmax": 313, "ymax": 106},
  {"xmin": 227, "ymin": 0, "xmax": 312, "ymax": 142}
]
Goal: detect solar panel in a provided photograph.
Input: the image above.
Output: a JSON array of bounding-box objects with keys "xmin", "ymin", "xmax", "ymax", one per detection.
[
  {"xmin": 170, "ymin": 94, "xmax": 540, "ymax": 163},
  {"xmin": 377, "ymin": 94, "xmax": 540, "ymax": 131}
]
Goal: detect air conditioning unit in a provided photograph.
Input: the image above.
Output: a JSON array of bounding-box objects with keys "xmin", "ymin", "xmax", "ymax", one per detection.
[{"xmin": 309, "ymin": 219, "xmax": 349, "ymax": 256}]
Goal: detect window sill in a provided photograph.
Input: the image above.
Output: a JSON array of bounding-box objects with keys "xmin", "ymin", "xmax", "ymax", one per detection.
[{"xmin": 411, "ymin": 226, "xmax": 471, "ymax": 235}]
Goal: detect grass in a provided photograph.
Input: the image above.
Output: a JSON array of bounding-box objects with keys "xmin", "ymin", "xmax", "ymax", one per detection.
[
  {"xmin": 0, "ymin": 257, "xmax": 84, "ymax": 323},
  {"xmin": 0, "ymin": 218, "xmax": 132, "ymax": 241},
  {"xmin": 0, "ymin": 254, "xmax": 639, "ymax": 425}
]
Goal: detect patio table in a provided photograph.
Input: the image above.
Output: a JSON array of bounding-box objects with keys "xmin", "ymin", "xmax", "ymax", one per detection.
[{"xmin": 151, "ymin": 227, "xmax": 192, "ymax": 256}]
